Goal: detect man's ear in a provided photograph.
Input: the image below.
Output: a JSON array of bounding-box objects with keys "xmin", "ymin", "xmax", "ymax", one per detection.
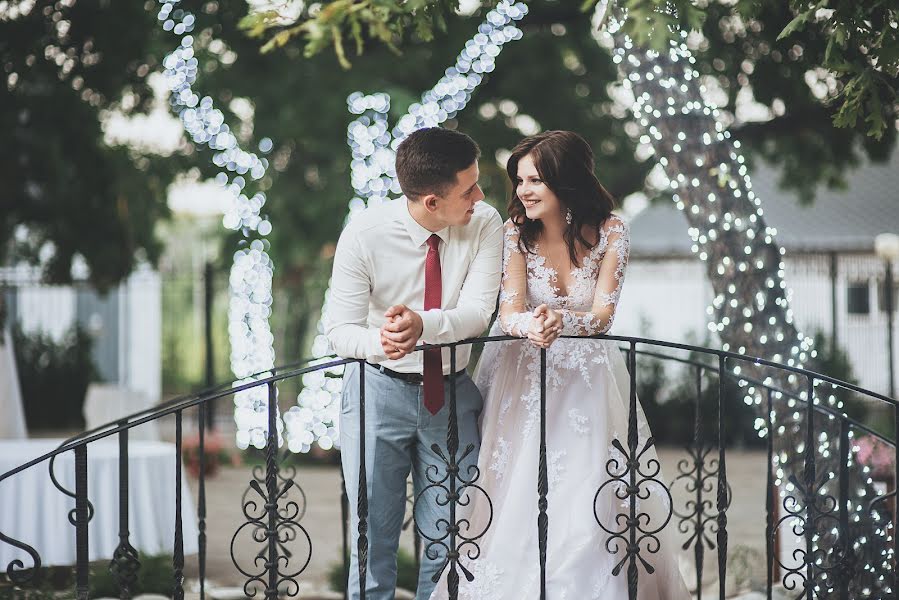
[{"xmin": 422, "ymin": 193, "xmax": 441, "ymax": 213}]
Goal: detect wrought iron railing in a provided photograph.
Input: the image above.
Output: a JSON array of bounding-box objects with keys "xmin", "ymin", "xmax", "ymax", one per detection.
[{"xmin": 0, "ymin": 334, "xmax": 896, "ymax": 600}]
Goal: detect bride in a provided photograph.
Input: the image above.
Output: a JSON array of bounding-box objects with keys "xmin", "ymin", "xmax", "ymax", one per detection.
[{"xmin": 429, "ymin": 130, "xmax": 690, "ymax": 599}]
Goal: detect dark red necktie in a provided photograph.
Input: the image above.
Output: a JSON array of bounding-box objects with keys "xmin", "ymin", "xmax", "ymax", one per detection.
[{"xmin": 423, "ymin": 234, "xmax": 444, "ymax": 415}]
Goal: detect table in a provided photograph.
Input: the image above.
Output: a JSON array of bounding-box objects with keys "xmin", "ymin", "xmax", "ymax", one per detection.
[{"xmin": 0, "ymin": 439, "xmax": 199, "ymax": 568}]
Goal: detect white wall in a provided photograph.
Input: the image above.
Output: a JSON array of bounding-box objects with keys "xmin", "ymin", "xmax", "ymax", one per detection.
[
  {"xmin": 619, "ymin": 253, "xmax": 897, "ymax": 397},
  {"xmin": 615, "ymin": 259, "xmax": 712, "ymax": 344}
]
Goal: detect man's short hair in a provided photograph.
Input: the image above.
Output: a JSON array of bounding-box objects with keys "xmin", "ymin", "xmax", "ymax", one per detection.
[{"xmin": 395, "ymin": 128, "xmax": 481, "ymax": 200}]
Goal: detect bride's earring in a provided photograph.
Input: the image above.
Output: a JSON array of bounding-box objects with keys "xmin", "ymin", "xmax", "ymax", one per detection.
[{"xmin": 565, "ymin": 208, "xmax": 573, "ymax": 225}]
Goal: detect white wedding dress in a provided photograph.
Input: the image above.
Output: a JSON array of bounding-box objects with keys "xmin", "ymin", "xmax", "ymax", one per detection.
[{"xmin": 429, "ymin": 215, "xmax": 690, "ymax": 599}]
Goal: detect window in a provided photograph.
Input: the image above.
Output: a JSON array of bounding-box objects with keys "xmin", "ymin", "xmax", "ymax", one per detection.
[
  {"xmin": 847, "ymin": 281, "xmax": 870, "ymax": 315},
  {"xmin": 877, "ymin": 279, "xmax": 899, "ymax": 313}
]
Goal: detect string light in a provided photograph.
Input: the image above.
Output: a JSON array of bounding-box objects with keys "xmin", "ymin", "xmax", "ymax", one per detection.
[
  {"xmin": 158, "ymin": 0, "xmax": 280, "ymax": 450},
  {"xmin": 600, "ymin": 6, "xmax": 891, "ymax": 592}
]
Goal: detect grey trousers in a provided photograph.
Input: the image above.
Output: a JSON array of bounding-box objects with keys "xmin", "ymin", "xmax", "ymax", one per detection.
[{"xmin": 339, "ymin": 362, "xmax": 483, "ymax": 600}]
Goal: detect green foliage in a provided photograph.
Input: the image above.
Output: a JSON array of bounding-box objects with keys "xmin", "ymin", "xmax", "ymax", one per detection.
[
  {"xmin": 89, "ymin": 553, "xmax": 174, "ymax": 598},
  {"xmin": 0, "ymin": 581, "xmax": 60, "ymax": 600},
  {"xmin": 329, "ymin": 547, "xmax": 419, "ymax": 593},
  {"xmin": 774, "ymin": 0, "xmax": 898, "ymax": 139},
  {"xmin": 636, "ymin": 328, "xmax": 874, "ymax": 447},
  {"xmin": 240, "ymin": 0, "xmax": 895, "ymax": 142},
  {"xmin": 159, "ymin": 234, "xmax": 232, "ymax": 397},
  {"xmin": 0, "ymin": 554, "xmax": 173, "ymax": 600},
  {"xmin": 636, "ymin": 352, "xmax": 762, "ymax": 448},
  {"xmin": 12, "ymin": 323, "xmax": 98, "ymax": 431},
  {"xmin": 0, "ymin": 1, "xmax": 185, "ymax": 289},
  {"xmin": 693, "ymin": 1, "xmax": 896, "ymax": 205},
  {"xmin": 241, "ymin": 0, "xmax": 463, "ymax": 68}
]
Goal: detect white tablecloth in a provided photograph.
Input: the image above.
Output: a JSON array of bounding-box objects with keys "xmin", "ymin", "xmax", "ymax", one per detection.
[{"xmin": 0, "ymin": 439, "xmax": 198, "ymax": 567}]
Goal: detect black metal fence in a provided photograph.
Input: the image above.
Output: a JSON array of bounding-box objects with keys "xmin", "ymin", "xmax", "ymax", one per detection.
[{"xmin": 1, "ymin": 334, "xmax": 896, "ymax": 600}]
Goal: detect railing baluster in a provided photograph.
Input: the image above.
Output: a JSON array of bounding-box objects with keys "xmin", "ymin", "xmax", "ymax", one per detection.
[
  {"xmin": 173, "ymin": 410, "xmax": 185, "ymax": 600},
  {"xmin": 357, "ymin": 361, "xmax": 368, "ymax": 600},
  {"xmin": 693, "ymin": 365, "xmax": 705, "ymax": 600},
  {"xmin": 537, "ymin": 347, "xmax": 548, "ymax": 600},
  {"xmin": 838, "ymin": 418, "xmax": 850, "ymax": 600},
  {"xmin": 765, "ymin": 388, "xmax": 775, "ymax": 600},
  {"xmin": 627, "ymin": 341, "xmax": 638, "ymax": 599},
  {"xmin": 803, "ymin": 377, "xmax": 815, "ymax": 600},
  {"xmin": 447, "ymin": 346, "xmax": 460, "ymax": 600},
  {"xmin": 894, "ymin": 402, "xmax": 899, "ymax": 598},
  {"xmin": 198, "ymin": 404, "xmax": 208, "ymax": 600},
  {"xmin": 75, "ymin": 445, "xmax": 90, "ymax": 600},
  {"xmin": 265, "ymin": 382, "xmax": 279, "ymax": 599},
  {"xmin": 340, "ymin": 471, "xmax": 350, "ymax": 600},
  {"xmin": 716, "ymin": 355, "xmax": 728, "ymax": 600},
  {"xmin": 111, "ymin": 422, "xmax": 139, "ymax": 600}
]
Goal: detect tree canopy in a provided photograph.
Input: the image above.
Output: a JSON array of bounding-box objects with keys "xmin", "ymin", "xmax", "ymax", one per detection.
[
  {"xmin": 2, "ymin": 0, "xmax": 896, "ymax": 289},
  {"xmin": 245, "ymin": 0, "xmax": 898, "ymax": 140},
  {"xmin": 1, "ymin": 1, "xmax": 187, "ymax": 289}
]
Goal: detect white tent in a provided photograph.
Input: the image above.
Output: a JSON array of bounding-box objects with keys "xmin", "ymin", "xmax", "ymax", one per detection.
[{"xmin": 0, "ymin": 327, "xmax": 27, "ymax": 439}]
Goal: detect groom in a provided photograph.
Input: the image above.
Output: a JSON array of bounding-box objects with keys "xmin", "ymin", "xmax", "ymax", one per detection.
[{"xmin": 326, "ymin": 127, "xmax": 504, "ymax": 599}]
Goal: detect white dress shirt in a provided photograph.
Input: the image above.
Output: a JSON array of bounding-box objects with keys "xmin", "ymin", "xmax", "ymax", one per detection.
[{"xmin": 325, "ymin": 199, "xmax": 504, "ymax": 374}]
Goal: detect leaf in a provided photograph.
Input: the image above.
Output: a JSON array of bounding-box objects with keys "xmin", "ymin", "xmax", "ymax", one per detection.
[
  {"xmin": 865, "ymin": 86, "xmax": 886, "ymax": 139},
  {"xmin": 415, "ymin": 18, "xmax": 435, "ymax": 42},
  {"xmin": 350, "ymin": 15, "xmax": 364, "ymax": 56},
  {"xmin": 332, "ymin": 26, "xmax": 351, "ymax": 69},
  {"xmin": 433, "ymin": 8, "xmax": 448, "ymax": 34},
  {"xmin": 260, "ymin": 30, "xmax": 294, "ymax": 54},
  {"xmin": 238, "ymin": 12, "xmax": 279, "ymax": 38},
  {"xmin": 777, "ymin": 10, "xmax": 811, "ymax": 41},
  {"xmin": 875, "ymin": 37, "xmax": 899, "ymax": 69}
]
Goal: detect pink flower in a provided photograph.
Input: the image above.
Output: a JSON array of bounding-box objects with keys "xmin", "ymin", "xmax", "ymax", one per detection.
[
  {"xmin": 180, "ymin": 430, "xmax": 240, "ymax": 478},
  {"xmin": 855, "ymin": 435, "xmax": 895, "ymax": 479}
]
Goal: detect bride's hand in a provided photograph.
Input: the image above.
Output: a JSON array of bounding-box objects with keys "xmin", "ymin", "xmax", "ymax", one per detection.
[{"xmin": 527, "ymin": 304, "xmax": 562, "ymax": 348}]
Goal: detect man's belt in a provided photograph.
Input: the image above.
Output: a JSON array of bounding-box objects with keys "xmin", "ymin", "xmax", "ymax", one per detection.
[{"xmin": 366, "ymin": 362, "xmax": 466, "ymax": 385}]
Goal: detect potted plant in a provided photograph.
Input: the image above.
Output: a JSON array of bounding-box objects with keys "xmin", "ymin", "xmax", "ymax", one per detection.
[{"xmin": 180, "ymin": 430, "xmax": 240, "ymax": 478}]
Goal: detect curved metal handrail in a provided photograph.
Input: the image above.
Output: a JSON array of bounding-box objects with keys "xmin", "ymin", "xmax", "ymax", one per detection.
[
  {"xmin": 627, "ymin": 347, "xmax": 896, "ymax": 446},
  {"xmin": 48, "ymin": 356, "xmax": 322, "ymax": 453},
  {"xmin": 1, "ymin": 333, "xmax": 896, "ymax": 597},
  {"xmin": 3, "ymin": 333, "xmax": 895, "ymax": 485},
  {"xmin": 0, "ymin": 356, "xmax": 356, "ymax": 485}
]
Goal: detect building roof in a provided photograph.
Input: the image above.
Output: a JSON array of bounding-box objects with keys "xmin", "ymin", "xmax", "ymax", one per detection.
[{"xmin": 629, "ymin": 147, "xmax": 899, "ymax": 257}]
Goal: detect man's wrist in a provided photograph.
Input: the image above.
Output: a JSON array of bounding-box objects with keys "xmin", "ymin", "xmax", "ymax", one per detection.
[{"xmin": 418, "ymin": 309, "xmax": 438, "ymax": 342}]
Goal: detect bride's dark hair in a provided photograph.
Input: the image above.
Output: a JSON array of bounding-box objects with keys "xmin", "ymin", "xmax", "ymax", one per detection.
[{"xmin": 506, "ymin": 130, "xmax": 617, "ymax": 264}]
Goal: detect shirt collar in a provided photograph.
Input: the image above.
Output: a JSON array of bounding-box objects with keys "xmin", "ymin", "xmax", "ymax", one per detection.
[{"xmin": 401, "ymin": 200, "xmax": 450, "ymax": 248}]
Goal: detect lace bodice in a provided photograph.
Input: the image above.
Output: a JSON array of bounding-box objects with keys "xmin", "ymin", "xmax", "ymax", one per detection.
[{"xmin": 498, "ymin": 215, "xmax": 630, "ymax": 337}]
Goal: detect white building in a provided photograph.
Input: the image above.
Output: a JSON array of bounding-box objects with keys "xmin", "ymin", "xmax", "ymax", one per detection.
[
  {"xmin": 614, "ymin": 149, "xmax": 899, "ymax": 397},
  {"xmin": 2, "ymin": 265, "xmax": 162, "ymax": 404}
]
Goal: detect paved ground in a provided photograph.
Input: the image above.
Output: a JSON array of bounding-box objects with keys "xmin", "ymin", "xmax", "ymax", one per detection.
[{"xmin": 180, "ymin": 444, "xmax": 772, "ymax": 597}]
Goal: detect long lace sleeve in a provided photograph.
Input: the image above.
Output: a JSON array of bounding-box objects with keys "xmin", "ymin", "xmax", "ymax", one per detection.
[
  {"xmin": 498, "ymin": 222, "xmax": 534, "ymax": 337},
  {"xmin": 559, "ymin": 217, "xmax": 629, "ymax": 336}
]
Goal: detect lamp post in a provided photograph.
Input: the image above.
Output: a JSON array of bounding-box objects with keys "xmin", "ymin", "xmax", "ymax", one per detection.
[{"xmin": 875, "ymin": 233, "xmax": 899, "ymax": 398}]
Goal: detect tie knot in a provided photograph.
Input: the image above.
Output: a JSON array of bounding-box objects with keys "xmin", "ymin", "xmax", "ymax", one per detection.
[{"xmin": 427, "ymin": 234, "xmax": 441, "ymax": 251}]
